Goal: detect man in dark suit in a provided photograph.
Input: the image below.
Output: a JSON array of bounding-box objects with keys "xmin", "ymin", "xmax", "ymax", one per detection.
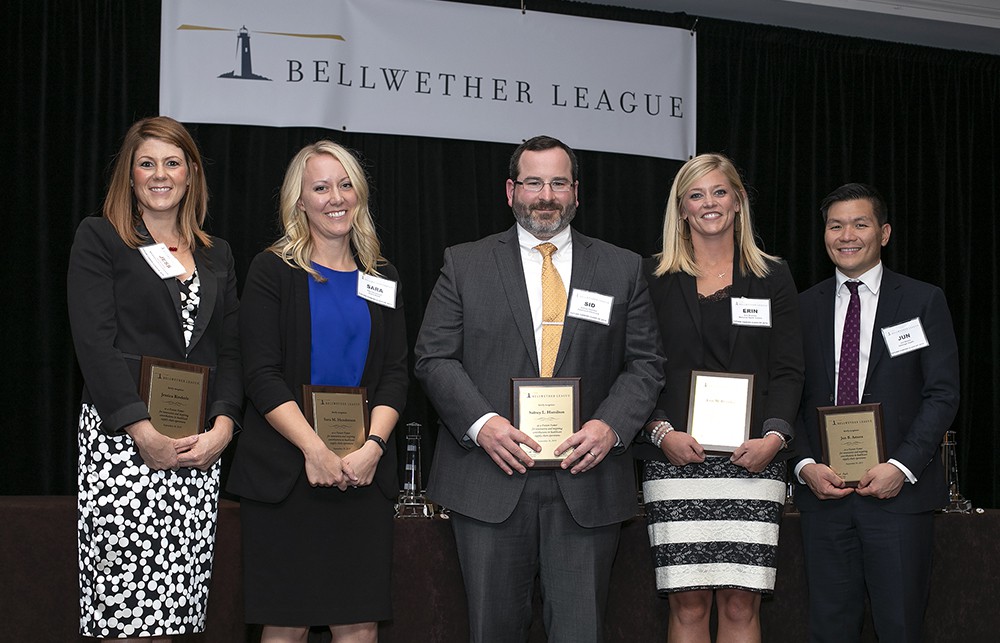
[
  {"xmin": 793, "ymin": 183, "xmax": 960, "ymax": 643},
  {"xmin": 414, "ymin": 135, "xmax": 665, "ymax": 643}
]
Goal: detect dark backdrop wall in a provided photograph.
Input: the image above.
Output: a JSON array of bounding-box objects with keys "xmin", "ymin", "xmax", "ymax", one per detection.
[{"xmin": 3, "ymin": 0, "xmax": 997, "ymax": 507}]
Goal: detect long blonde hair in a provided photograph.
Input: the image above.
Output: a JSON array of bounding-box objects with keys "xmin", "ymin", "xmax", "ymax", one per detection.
[
  {"xmin": 269, "ymin": 140, "xmax": 384, "ymax": 281},
  {"xmin": 653, "ymin": 153, "xmax": 775, "ymax": 278},
  {"xmin": 103, "ymin": 116, "xmax": 211, "ymax": 250}
]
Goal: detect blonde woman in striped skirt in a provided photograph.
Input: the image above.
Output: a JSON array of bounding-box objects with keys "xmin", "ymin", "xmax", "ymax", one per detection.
[{"xmin": 635, "ymin": 153, "xmax": 804, "ymax": 642}]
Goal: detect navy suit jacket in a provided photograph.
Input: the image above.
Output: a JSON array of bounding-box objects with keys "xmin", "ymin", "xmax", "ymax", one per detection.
[
  {"xmin": 415, "ymin": 226, "xmax": 665, "ymax": 528},
  {"xmin": 226, "ymin": 251, "xmax": 408, "ymax": 504},
  {"xmin": 793, "ymin": 267, "xmax": 960, "ymax": 513},
  {"xmin": 67, "ymin": 216, "xmax": 243, "ymax": 434}
]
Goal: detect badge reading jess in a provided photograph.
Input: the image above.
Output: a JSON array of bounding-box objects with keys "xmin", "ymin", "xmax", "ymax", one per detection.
[
  {"xmin": 566, "ymin": 289, "xmax": 614, "ymax": 326},
  {"xmin": 731, "ymin": 297, "xmax": 772, "ymax": 327},
  {"xmin": 357, "ymin": 272, "xmax": 397, "ymax": 308},
  {"xmin": 881, "ymin": 318, "xmax": 929, "ymax": 357},
  {"xmin": 139, "ymin": 243, "xmax": 186, "ymax": 279}
]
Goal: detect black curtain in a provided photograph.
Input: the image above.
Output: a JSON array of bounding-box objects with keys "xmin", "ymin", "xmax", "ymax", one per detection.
[{"xmin": 3, "ymin": 0, "xmax": 997, "ymax": 508}]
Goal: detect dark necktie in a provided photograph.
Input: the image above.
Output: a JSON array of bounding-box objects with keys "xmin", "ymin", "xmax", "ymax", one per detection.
[{"xmin": 836, "ymin": 281, "xmax": 861, "ymax": 406}]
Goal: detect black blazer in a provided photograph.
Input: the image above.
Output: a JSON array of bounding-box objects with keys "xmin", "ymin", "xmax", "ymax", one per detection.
[
  {"xmin": 67, "ymin": 216, "xmax": 242, "ymax": 434},
  {"xmin": 634, "ymin": 256, "xmax": 804, "ymax": 463},
  {"xmin": 226, "ymin": 251, "xmax": 408, "ymax": 504},
  {"xmin": 793, "ymin": 268, "xmax": 960, "ymax": 513}
]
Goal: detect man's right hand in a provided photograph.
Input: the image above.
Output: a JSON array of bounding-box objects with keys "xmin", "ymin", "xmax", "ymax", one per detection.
[
  {"xmin": 800, "ymin": 462, "xmax": 854, "ymax": 500},
  {"xmin": 478, "ymin": 416, "xmax": 541, "ymax": 475}
]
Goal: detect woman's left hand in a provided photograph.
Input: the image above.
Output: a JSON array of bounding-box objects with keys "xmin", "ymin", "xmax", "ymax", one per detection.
[
  {"xmin": 176, "ymin": 417, "xmax": 234, "ymax": 470},
  {"xmin": 729, "ymin": 434, "xmax": 783, "ymax": 473},
  {"xmin": 340, "ymin": 439, "xmax": 383, "ymax": 487}
]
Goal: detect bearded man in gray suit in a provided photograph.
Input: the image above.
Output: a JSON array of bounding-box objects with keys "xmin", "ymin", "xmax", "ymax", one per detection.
[{"xmin": 415, "ymin": 135, "xmax": 665, "ymax": 643}]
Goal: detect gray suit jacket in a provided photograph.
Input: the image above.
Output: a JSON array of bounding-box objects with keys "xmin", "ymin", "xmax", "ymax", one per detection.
[{"xmin": 415, "ymin": 226, "xmax": 665, "ymax": 527}]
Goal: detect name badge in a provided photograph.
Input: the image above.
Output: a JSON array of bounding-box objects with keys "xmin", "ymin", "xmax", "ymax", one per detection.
[
  {"xmin": 881, "ymin": 318, "xmax": 929, "ymax": 357},
  {"xmin": 566, "ymin": 288, "xmax": 614, "ymax": 326},
  {"xmin": 731, "ymin": 297, "xmax": 772, "ymax": 327},
  {"xmin": 139, "ymin": 243, "xmax": 186, "ymax": 279},
  {"xmin": 357, "ymin": 272, "xmax": 397, "ymax": 308}
]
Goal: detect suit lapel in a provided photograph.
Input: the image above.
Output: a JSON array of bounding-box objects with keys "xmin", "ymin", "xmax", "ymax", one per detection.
[
  {"xmin": 554, "ymin": 229, "xmax": 596, "ymax": 375},
  {"xmin": 186, "ymin": 245, "xmax": 217, "ymax": 355},
  {"xmin": 867, "ymin": 269, "xmax": 901, "ymax": 383},
  {"xmin": 134, "ymin": 219, "xmax": 189, "ymax": 353},
  {"xmin": 493, "ymin": 227, "xmax": 539, "ymax": 374}
]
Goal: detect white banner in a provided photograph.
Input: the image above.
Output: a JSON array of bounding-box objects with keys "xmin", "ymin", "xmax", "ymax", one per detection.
[{"xmin": 160, "ymin": 0, "xmax": 696, "ymax": 160}]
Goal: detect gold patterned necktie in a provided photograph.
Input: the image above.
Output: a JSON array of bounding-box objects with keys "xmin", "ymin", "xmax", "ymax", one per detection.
[{"xmin": 536, "ymin": 242, "xmax": 566, "ymax": 377}]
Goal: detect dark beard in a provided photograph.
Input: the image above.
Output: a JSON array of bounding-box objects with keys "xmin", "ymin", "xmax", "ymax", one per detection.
[{"xmin": 512, "ymin": 199, "xmax": 576, "ymax": 239}]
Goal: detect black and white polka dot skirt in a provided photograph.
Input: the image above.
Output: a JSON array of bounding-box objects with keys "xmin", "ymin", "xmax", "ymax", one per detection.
[{"xmin": 77, "ymin": 404, "xmax": 221, "ymax": 638}]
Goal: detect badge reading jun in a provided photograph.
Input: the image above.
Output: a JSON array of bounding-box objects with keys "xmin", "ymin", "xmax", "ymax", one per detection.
[{"xmin": 880, "ymin": 317, "xmax": 929, "ymax": 357}]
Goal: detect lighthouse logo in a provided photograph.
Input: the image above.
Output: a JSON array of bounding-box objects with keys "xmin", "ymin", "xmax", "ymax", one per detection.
[
  {"xmin": 176, "ymin": 23, "xmax": 346, "ymax": 81},
  {"xmin": 219, "ymin": 26, "xmax": 271, "ymax": 80}
]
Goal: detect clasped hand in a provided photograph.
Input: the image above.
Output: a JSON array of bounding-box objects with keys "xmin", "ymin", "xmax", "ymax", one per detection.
[
  {"xmin": 303, "ymin": 443, "xmax": 359, "ymax": 491},
  {"xmin": 340, "ymin": 440, "xmax": 384, "ymax": 487},
  {"xmin": 128, "ymin": 418, "xmax": 234, "ymax": 472}
]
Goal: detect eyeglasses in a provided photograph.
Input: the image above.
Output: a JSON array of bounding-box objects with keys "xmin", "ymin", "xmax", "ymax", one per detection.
[{"xmin": 513, "ymin": 179, "xmax": 575, "ymax": 193}]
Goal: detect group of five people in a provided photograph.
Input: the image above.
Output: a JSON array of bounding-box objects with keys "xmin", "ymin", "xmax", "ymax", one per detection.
[{"xmin": 68, "ymin": 117, "xmax": 959, "ymax": 643}]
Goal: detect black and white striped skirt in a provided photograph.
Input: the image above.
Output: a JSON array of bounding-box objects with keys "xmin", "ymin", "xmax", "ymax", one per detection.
[{"xmin": 642, "ymin": 456, "xmax": 786, "ymax": 594}]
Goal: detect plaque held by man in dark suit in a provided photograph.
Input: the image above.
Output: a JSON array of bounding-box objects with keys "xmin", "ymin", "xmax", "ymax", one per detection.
[
  {"xmin": 816, "ymin": 403, "xmax": 886, "ymax": 487},
  {"xmin": 139, "ymin": 356, "xmax": 210, "ymax": 438},
  {"xmin": 303, "ymin": 385, "xmax": 370, "ymax": 457},
  {"xmin": 511, "ymin": 378, "xmax": 580, "ymax": 468}
]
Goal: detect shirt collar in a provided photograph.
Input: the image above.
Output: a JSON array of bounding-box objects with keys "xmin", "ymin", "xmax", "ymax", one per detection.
[
  {"xmin": 516, "ymin": 223, "xmax": 572, "ymax": 256},
  {"xmin": 835, "ymin": 261, "xmax": 883, "ymax": 295}
]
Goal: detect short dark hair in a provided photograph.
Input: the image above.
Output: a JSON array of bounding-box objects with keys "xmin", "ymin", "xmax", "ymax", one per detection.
[
  {"xmin": 820, "ymin": 183, "xmax": 888, "ymax": 226},
  {"xmin": 508, "ymin": 135, "xmax": 579, "ymax": 182}
]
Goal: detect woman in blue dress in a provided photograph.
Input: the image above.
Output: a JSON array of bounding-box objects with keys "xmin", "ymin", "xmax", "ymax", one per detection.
[{"xmin": 228, "ymin": 141, "xmax": 408, "ymax": 643}]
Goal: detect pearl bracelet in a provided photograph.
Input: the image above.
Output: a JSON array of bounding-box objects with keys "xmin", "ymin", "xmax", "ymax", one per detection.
[
  {"xmin": 649, "ymin": 420, "xmax": 675, "ymax": 447},
  {"xmin": 762, "ymin": 430, "xmax": 788, "ymax": 449}
]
